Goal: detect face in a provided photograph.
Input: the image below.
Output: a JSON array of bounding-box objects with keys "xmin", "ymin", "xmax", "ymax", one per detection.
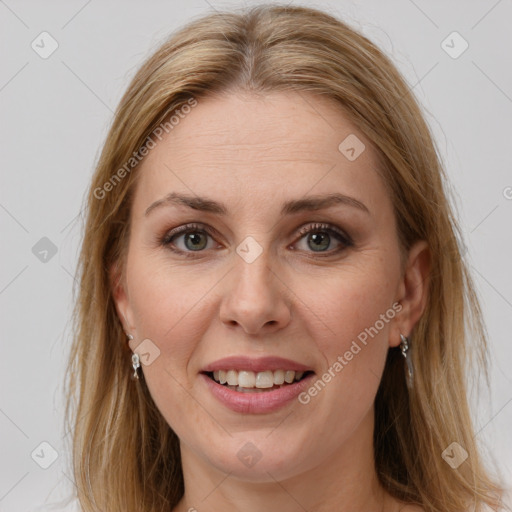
[{"xmin": 113, "ymin": 91, "xmax": 421, "ymax": 482}]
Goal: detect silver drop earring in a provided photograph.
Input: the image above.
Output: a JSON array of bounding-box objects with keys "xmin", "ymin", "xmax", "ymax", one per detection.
[
  {"xmin": 126, "ymin": 333, "xmax": 140, "ymax": 381},
  {"xmin": 400, "ymin": 334, "xmax": 414, "ymax": 389},
  {"xmin": 131, "ymin": 353, "xmax": 141, "ymax": 381}
]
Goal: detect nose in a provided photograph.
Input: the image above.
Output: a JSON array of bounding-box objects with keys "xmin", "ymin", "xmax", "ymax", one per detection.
[{"xmin": 219, "ymin": 247, "xmax": 291, "ymax": 335}]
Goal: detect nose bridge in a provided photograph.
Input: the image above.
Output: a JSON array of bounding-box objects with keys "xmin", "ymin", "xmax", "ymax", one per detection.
[{"xmin": 233, "ymin": 237, "xmax": 277, "ymax": 300}]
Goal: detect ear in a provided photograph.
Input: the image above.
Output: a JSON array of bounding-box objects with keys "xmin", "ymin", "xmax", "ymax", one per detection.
[
  {"xmin": 389, "ymin": 240, "xmax": 430, "ymax": 347},
  {"xmin": 110, "ymin": 261, "xmax": 136, "ymax": 339}
]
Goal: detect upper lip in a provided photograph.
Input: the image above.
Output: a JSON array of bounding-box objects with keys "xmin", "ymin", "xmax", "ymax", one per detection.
[{"xmin": 201, "ymin": 356, "xmax": 314, "ymax": 373}]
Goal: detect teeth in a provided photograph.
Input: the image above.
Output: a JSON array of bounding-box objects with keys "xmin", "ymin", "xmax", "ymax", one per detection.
[
  {"xmin": 226, "ymin": 370, "xmax": 238, "ymax": 386},
  {"xmin": 284, "ymin": 370, "xmax": 295, "ymax": 383},
  {"xmin": 210, "ymin": 369, "xmax": 308, "ymax": 388},
  {"xmin": 238, "ymin": 370, "xmax": 256, "ymax": 388},
  {"xmin": 255, "ymin": 370, "xmax": 274, "ymax": 388},
  {"xmin": 273, "ymin": 369, "xmax": 285, "ymax": 385}
]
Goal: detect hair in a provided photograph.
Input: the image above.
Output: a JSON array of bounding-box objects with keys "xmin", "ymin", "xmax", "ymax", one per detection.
[{"xmin": 64, "ymin": 3, "xmax": 508, "ymax": 511}]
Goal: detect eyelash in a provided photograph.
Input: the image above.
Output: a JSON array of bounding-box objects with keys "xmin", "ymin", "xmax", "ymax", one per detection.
[{"xmin": 160, "ymin": 222, "xmax": 353, "ymax": 258}]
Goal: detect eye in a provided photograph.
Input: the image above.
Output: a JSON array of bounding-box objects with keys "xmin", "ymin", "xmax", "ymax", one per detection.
[
  {"xmin": 160, "ymin": 222, "xmax": 353, "ymax": 258},
  {"xmin": 160, "ymin": 223, "xmax": 219, "ymax": 257},
  {"xmin": 294, "ymin": 222, "xmax": 353, "ymax": 255}
]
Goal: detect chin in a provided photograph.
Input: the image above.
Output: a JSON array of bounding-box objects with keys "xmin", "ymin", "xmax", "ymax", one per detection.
[{"xmin": 199, "ymin": 436, "xmax": 312, "ymax": 482}]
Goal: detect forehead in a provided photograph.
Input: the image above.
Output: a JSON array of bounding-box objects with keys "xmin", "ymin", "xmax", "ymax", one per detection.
[{"xmin": 132, "ymin": 91, "xmax": 386, "ymax": 217}]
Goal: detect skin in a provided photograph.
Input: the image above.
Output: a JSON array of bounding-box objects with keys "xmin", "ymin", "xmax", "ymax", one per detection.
[{"xmin": 112, "ymin": 90, "xmax": 429, "ymax": 512}]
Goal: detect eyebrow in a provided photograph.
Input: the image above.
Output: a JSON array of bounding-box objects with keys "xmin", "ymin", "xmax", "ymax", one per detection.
[{"xmin": 144, "ymin": 192, "xmax": 370, "ymax": 217}]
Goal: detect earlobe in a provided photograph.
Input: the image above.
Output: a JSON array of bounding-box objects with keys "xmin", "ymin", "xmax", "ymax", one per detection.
[{"xmin": 390, "ymin": 240, "xmax": 430, "ymax": 347}]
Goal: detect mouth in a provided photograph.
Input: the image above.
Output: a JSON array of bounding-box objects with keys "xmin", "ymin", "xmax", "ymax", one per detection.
[{"xmin": 201, "ymin": 369, "xmax": 315, "ymax": 393}]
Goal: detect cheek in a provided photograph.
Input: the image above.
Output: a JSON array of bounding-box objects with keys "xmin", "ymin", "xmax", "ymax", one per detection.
[
  {"xmin": 128, "ymin": 240, "xmax": 212, "ymax": 321},
  {"xmin": 124, "ymin": 252, "xmax": 202, "ymax": 372},
  {"xmin": 294, "ymin": 261, "xmax": 397, "ymax": 421},
  {"xmin": 126, "ymin": 263, "xmax": 216, "ymax": 439},
  {"xmin": 304, "ymin": 259, "xmax": 397, "ymax": 353}
]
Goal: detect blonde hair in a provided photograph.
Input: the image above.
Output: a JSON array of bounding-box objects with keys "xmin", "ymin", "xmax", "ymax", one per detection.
[{"xmin": 65, "ymin": 4, "xmax": 507, "ymax": 511}]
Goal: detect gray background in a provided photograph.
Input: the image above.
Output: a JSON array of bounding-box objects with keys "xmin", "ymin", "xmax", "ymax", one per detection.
[{"xmin": 1, "ymin": 0, "xmax": 511, "ymax": 510}]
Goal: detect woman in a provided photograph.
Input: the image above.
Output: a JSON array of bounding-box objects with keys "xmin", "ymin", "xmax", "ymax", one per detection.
[{"xmin": 65, "ymin": 4, "xmax": 508, "ymax": 511}]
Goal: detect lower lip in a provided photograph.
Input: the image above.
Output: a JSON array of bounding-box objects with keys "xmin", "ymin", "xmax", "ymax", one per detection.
[{"xmin": 200, "ymin": 372, "xmax": 315, "ymax": 414}]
